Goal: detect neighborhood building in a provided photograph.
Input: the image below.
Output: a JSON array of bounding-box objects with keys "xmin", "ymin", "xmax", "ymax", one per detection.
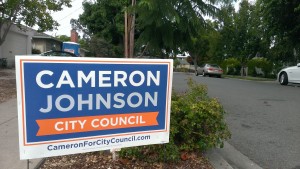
[
  {"xmin": 32, "ymin": 32, "xmax": 63, "ymax": 53},
  {"xmin": 0, "ymin": 24, "xmax": 34, "ymax": 67},
  {"xmin": 0, "ymin": 25, "xmax": 87, "ymax": 68}
]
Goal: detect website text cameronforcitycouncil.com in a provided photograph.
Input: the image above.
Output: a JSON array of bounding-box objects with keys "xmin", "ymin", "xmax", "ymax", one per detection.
[{"xmin": 47, "ymin": 135, "xmax": 151, "ymax": 151}]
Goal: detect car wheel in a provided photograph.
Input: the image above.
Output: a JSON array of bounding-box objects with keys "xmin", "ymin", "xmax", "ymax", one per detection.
[
  {"xmin": 195, "ymin": 70, "xmax": 199, "ymax": 76},
  {"xmin": 202, "ymin": 71, "xmax": 206, "ymax": 77},
  {"xmin": 279, "ymin": 72, "xmax": 288, "ymax": 85},
  {"xmin": 217, "ymin": 75, "xmax": 222, "ymax": 78}
]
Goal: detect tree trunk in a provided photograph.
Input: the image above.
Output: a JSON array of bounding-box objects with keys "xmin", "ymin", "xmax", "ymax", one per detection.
[
  {"xmin": 0, "ymin": 22, "xmax": 13, "ymax": 46},
  {"xmin": 190, "ymin": 52, "xmax": 198, "ymax": 73}
]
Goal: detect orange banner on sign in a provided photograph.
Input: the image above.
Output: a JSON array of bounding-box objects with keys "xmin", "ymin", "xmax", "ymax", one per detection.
[{"xmin": 36, "ymin": 112, "xmax": 158, "ymax": 136}]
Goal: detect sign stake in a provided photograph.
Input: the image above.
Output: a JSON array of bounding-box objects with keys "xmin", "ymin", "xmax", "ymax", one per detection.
[{"xmin": 110, "ymin": 148, "xmax": 121, "ymax": 161}]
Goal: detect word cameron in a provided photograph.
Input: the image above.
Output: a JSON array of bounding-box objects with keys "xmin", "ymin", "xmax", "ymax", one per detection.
[{"xmin": 36, "ymin": 70, "xmax": 161, "ymax": 113}]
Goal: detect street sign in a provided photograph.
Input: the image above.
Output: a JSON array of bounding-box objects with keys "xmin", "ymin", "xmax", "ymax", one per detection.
[{"xmin": 15, "ymin": 56, "xmax": 173, "ymax": 159}]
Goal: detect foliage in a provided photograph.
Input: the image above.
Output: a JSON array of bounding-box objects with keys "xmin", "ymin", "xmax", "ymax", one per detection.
[
  {"xmin": 78, "ymin": 0, "xmax": 127, "ymax": 57},
  {"xmin": 257, "ymin": 0, "xmax": 300, "ymax": 64},
  {"xmin": 120, "ymin": 79, "xmax": 231, "ymax": 162},
  {"xmin": 136, "ymin": 0, "xmax": 234, "ymax": 57},
  {"xmin": 173, "ymin": 58, "xmax": 180, "ymax": 69},
  {"xmin": 32, "ymin": 48, "xmax": 41, "ymax": 54},
  {"xmin": 173, "ymin": 67, "xmax": 194, "ymax": 73},
  {"xmin": 247, "ymin": 58, "xmax": 273, "ymax": 77},
  {"xmin": 78, "ymin": 0, "xmax": 233, "ymax": 57},
  {"xmin": 221, "ymin": 58, "xmax": 241, "ymax": 75},
  {"xmin": 216, "ymin": 1, "xmax": 262, "ymax": 61},
  {"xmin": 186, "ymin": 56, "xmax": 194, "ymax": 65},
  {"xmin": 88, "ymin": 36, "xmax": 120, "ymax": 58},
  {"xmin": 56, "ymin": 35, "xmax": 70, "ymax": 42},
  {"xmin": 215, "ymin": 4, "xmax": 237, "ymax": 58},
  {"xmin": 188, "ymin": 34, "xmax": 210, "ymax": 70},
  {"xmin": 205, "ymin": 20, "xmax": 223, "ymax": 63},
  {"xmin": 0, "ymin": 0, "xmax": 71, "ymax": 45}
]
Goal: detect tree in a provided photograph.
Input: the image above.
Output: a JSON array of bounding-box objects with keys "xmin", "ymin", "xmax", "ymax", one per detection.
[
  {"xmin": 56, "ymin": 35, "xmax": 70, "ymax": 42},
  {"xmin": 213, "ymin": 4, "xmax": 236, "ymax": 59},
  {"xmin": 88, "ymin": 36, "xmax": 117, "ymax": 57},
  {"xmin": 233, "ymin": 0, "xmax": 258, "ymax": 65},
  {"xmin": 136, "ymin": 0, "xmax": 229, "ymax": 57},
  {"xmin": 189, "ymin": 34, "xmax": 210, "ymax": 71},
  {"xmin": 258, "ymin": 0, "xmax": 300, "ymax": 64},
  {"xmin": 78, "ymin": 0, "xmax": 234, "ymax": 58},
  {"xmin": 205, "ymin": 20, "xmax": 223, "ymax": 63},
  {"xmin": 215, "ymin": 1, "xmax": 266, "ymax": 67},
  {"xmin": 0, "ymin": 0, "xmax": 71, "ymax": 46},
  {"xmin": 79, "ymin": 0, "xmax": 126, "ymax": 57}
]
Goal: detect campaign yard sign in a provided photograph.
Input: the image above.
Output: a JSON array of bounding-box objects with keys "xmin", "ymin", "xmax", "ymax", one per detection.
[{"xmin": 15, "ymin": 56, "xmax": 173, "ymax": 159}]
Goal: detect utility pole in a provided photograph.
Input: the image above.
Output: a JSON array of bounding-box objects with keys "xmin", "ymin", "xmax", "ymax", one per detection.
[
  {"xmin": 124, "ymin": 10, "xmax": 129, "ymax": 58},
  {"xmin": 124, "ymin": 0, "xmax": 136, "ymax": 58}
]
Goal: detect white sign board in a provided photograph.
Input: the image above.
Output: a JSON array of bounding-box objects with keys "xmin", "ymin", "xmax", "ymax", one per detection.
[{"xmin": 15, "ymin": 56, "xmax": 173, "ymax": 159}]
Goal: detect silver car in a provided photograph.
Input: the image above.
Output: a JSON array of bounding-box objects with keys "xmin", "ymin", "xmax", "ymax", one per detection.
[
  {"xmin": 195, "ymin": 64, "xmax": 223, "ymax": 78},
  {"xmin": 278, "ymin": 63, "xmax": 300, "ymax": 85}
]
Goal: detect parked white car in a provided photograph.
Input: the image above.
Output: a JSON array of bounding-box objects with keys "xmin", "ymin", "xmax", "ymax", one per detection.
[{"xmin": 278, "ymin": 63, "xmax": 300, "ymax": 85}]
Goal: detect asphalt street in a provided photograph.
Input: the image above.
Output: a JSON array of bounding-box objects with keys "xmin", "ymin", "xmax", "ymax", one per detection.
[{"xmin": 172, "ymin": 72, "xmax": 300, "ymax": 169}]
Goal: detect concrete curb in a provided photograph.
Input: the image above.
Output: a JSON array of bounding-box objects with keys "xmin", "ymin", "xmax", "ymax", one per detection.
[
  {"xmin": 206, "ymin": 142, "xmax": 263, "ymax": 169},
  {"xmin": 205, "ymin": 149, "xmax": 233, "ymax": 169},
  {"xmin": 34, "ymin": 158, "xmax": 46, "ymax": 169}
]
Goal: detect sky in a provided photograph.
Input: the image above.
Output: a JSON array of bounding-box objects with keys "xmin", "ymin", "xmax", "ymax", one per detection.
[
  {"xmin": 45, "ymin": 0, "xmax": 84, "ymax": 37},
  {"xmin": 46, "ymin": 0, "xmax": 243, "ymax": 37}
]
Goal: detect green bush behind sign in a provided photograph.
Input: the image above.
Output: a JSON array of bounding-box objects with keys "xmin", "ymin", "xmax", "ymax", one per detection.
[{"xmin": 120, "ymin": 79, "xmax": 231, "ymax": 162}]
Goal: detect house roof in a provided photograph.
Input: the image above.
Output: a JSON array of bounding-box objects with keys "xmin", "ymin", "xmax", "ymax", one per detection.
[{"xmin": 33, "ymin": 31, "xmax": 62, "ymax": 42}]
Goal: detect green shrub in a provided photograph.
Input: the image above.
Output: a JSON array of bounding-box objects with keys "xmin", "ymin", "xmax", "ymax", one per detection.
[
  {"xmin": 221, "ymin": 58, "xmax": 241, "ymax": 75},
  {"xmin": 120, "ymin": 79, "xmax": 231, "ymax": 162},
  {"xmin": 173, "ymin": 59, "xmax": 180, "ymax": 69},
  {"xmin": 247, "ymin": 58, "xmax": 273, "ymax": 77},
  {"xmin": 32, "ymin": 48, "xmax": 41, "ymax": 54}
]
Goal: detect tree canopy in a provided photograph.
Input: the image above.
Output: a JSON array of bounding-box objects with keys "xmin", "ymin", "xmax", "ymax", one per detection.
[
  {"xmin": 257, "ymin": 0, "xmax": 300, "ymax": 63},
  {"xmin": 78, "ymin": 0, "xmax": 234, "ymax": 58},
  {"xmin": 78, "ymin": 0, "xmax": 126, "ymax": 57},
  {"xmin": 76, "ymin": 0, "xmax": 300, "ymax": 66},
  {"xmin": 0, "ymin": 0, "xmax": 71, "ymax": 45}
]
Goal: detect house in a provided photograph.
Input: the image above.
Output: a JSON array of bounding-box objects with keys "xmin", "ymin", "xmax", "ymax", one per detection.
[
  {"xmin": 0, "ymin": 25, "xmax": 88, "ymax": 68},
  {"xmin": 0, "ymin": 24, "xmax": 34, "ymax": 67},
  {"xmin": 32, "ymin": 32, "xmax": 63, "ymax": 53},
  {"xmin": 33, "ymin": 29, "xmax": 90, "ymax": 56},
  {"xmin": 174, "ymin": 52, "xmax": 190, "ymax": 69},
  {"xmin": 0, "ymin": 24, "xmax": 62, "ymax": 68}
]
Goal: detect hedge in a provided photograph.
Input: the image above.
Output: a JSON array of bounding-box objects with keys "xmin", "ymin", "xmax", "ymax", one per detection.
[{"xmin": 120, "ymin": 79, "xmax": 231, "ymax": 162}]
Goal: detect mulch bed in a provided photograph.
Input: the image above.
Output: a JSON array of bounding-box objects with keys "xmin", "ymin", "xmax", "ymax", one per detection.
[
  {"xmin": 40, "ymin": 151, "xmax": 213, "ymax": 169},
  {"xmin": 0, "ymin": 78, "xmax": 16, "ymax": 103}
]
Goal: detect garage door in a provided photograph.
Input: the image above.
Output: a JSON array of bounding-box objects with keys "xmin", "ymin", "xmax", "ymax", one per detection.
[{"xmin": 2, "ymin": 31, "xmax": 27, "ymax": 67}]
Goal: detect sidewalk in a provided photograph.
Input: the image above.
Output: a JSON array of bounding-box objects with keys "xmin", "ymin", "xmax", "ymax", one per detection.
[{"xmin": 0, "ymin": 98, "xmax": 42, "ymax": 169}]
